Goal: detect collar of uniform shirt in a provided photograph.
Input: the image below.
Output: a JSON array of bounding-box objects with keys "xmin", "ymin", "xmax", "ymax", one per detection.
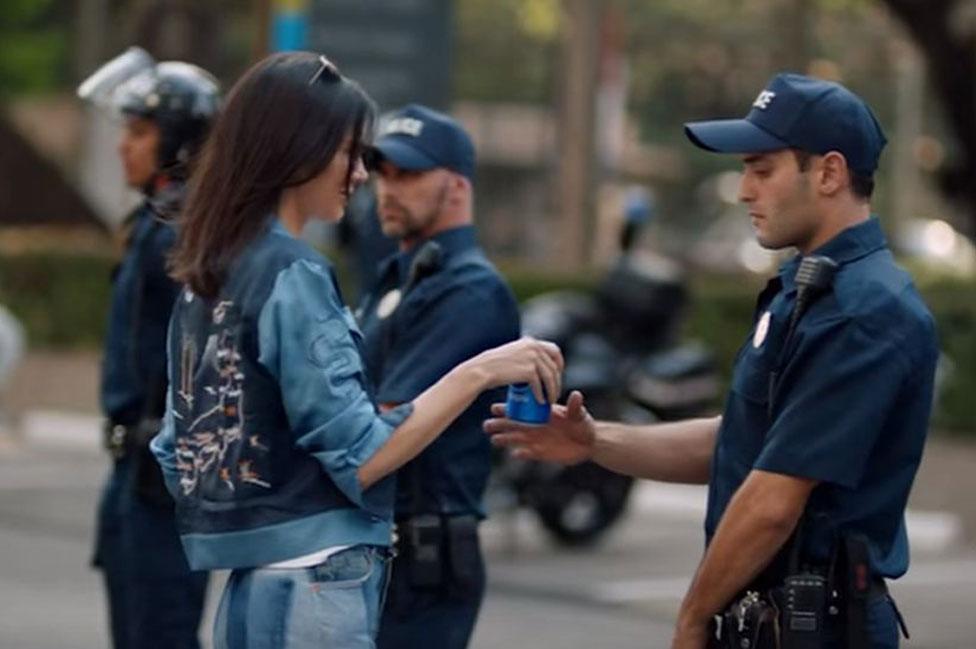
[
  {"xmin": 392, "ymin": 225, "xmax": 478, "ymax": 284},
  {"xmin": 777, "ymin": 215, "xmax": 887, "ymax": 293},
  {"xmin": 812, "ymin": 215, "xmax": 887, "ymax": 264}
]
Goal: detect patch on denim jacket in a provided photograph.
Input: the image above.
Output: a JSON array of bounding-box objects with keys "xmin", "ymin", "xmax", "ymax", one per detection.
[
  {"xmin": 308, "ymin": 316, "xmax": 364, "ymax": 399},
  {"xmin": 174, "ymin": 301, "xmax": 271, "ymax": 496}
]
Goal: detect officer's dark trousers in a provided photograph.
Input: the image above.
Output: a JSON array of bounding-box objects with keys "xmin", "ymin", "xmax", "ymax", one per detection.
[
  {"xmin": 376, "ymin": 534, "xmax": 485, "ymax": 649},
  {"xmin": 822, "ymin": 594, "xmax": 900, "ymax": 649},
  {"xmin": 94, "ymin": 458, "xmax": 208, "ymax": 649}
]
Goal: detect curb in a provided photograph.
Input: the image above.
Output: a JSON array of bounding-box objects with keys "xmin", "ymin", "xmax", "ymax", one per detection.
[
  {"xmin": 20, "ymin": 409, "xmax": 102, "ymax": 451},
  {"xmin": 632, "ymin": 482, "xmax": 964, "ymax": 554}
]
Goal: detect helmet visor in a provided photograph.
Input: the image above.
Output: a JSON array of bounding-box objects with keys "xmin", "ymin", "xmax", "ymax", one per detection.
[{"xmin": 77, "ymin": 47, "xmax": 156, "ymax": 115}]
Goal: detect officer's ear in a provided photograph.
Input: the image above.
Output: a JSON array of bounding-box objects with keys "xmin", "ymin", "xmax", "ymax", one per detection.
[
  {"xmin": 453, "ymin": 173, "xmax": 471, "ymax": 194},
  {"xmin": 817, "ymin": 151, "xmax": 849, "ymax": 197},
  {"xmin": 446, "ymin": 172, "xmax": 472, "ymax": 205}
]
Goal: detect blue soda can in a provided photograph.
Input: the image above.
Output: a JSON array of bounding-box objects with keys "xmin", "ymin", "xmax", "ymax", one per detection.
[{"xmin": 505, "ymin": 383, "xmax": 551, "ymax": 425}]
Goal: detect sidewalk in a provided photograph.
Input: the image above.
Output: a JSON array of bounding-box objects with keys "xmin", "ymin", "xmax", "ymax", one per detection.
[
  {"xmin": 909, "ymin": 434, "xmax": 976, "ymax": 543},
  {"xmin": 3, "ymin": 350, "xmax": 975, "ymax": 549},
  {"xmin": 4, "ymin": 350, "xmax": 101, "ymax": 416}
]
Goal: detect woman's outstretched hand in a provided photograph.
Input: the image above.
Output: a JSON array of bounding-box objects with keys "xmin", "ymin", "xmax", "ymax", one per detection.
[
  {"xmin": 484, "ymin": 390, "xmax": 596, "ymax": 466},
  {"xmin": 464, "ymin": 336, "xmax": 563, "ymax": 404}
]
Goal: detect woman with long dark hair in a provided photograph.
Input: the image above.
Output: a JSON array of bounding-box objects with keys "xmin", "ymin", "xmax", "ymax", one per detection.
[{"xmin": 151, "ymin": 52, "xmax": 561, "ymax": 649}]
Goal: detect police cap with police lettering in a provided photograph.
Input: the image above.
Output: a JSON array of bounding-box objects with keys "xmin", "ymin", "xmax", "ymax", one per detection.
[
  {"xmin": 683, "ymin": 73, "xmax": 887, "ymax": 175},
  {"xmin": 366, "ymin": 104, "xmax": 476, "ymax": 180}
]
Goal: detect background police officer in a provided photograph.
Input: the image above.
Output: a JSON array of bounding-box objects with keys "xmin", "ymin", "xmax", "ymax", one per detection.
[
  {"xmin": 78, "ymin": 48, "xmax": 218, "ymax": 649},
  {"xmin": 488, "ymin": 73, "xmax": 938, "ymax": 649},
  {"xmin": 358, "ymin": 104, "xmax": 521, "ymax": 649}
]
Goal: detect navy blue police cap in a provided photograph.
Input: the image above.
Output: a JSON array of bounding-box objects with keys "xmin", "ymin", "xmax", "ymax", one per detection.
[
  {"xmin": 684, "ymin": 73, "xmax": 887, "ymax": 175},
  {"xmin": 366, "ymin": 104, "xmax": 476, "ymax": 180}
]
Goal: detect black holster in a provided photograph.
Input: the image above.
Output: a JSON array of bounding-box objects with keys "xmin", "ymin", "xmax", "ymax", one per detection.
[
  {"xmin": 710, "ymin": 590, "xmax": 780, "ymax": 649},
  {"xmin": 396, "ymin": 514, "xmax": 480, "ymax": 596},
  {"xmin": 710, "ymin": 533, "xmax": 883, "ymax": 649},
  {"xmin": 710, "ymin": 579, "xmax": 827, "ymax": 649},
  {"xmin": 838, "ymin": 534, "xmax": 872, "ymax": 649},
  {"xmin": 400, "ymin": 514, "xmax": 443, "ymax": 587},
  {"xmin": 104, "ymin": 418, "xmax": 173, "ymax": 509},
  {"xmin": 129, "ymin": 418, "xmax": 173, "ymax": 509}
]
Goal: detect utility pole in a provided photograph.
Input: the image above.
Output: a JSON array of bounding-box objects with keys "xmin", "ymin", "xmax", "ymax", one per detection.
[
  {"xmin": 130, "ymin": 1, "xmax": 220, "ymax": 69},
  {"xmin": 76, "ymin": 0, "xmax": 109, "ymax": 81},
  {"xmin": 556, "ymin": 0, "xmax": 602, "ymax": 270},
  {"xmin": 780, "ymin": 0, "xmax": 812, "ymax": 72},
  {"xmin": 891, "ymin": 38, "xmax": 924, "ymax": 231},
  {"xmin": 254, "ymin": 0, "xmax": 272, "ymax": 61}
]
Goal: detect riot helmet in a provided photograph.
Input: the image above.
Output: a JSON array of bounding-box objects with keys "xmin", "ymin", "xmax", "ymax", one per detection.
[{"xmin": 78, "ymin": 47, "xmax": 220, "ymax": 178}]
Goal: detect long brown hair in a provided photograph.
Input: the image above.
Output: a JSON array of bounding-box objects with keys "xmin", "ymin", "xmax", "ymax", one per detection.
[{"xmin": 170, "ymin": 52, "xmax": 374, "ymax": 297}]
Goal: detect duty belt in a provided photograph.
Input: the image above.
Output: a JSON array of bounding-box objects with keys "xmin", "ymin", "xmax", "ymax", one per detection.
[{"xmin": 104, "ymin": 422, "xmax": 131, "ymax": 459}]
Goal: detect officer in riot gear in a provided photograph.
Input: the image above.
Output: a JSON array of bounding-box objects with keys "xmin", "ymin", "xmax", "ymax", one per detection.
[{"xmin": 79, "ymin": 47, "xmax": 218, "ymax": 649}]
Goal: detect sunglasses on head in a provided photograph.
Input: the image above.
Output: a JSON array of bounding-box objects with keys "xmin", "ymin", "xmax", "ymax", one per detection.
[{"xmin": 308, "ymin": 55, "xmax": 341, "ymax": 86}]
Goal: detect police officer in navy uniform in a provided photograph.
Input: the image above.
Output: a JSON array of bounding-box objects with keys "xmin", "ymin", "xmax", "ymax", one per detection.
[
  {"xmin": 79, "ymin": 49, "xmax": 218, "ymax": 649},
  {"xmin": 358, "ymin": 104, "xmax": 520, "ymax": 649},
  {"xmin": 488, "ymin": 73, "xmax": 938, "ymax": 649},
  {"xmin": 337, "ymin": 185, "xmax": 399, "ymax": 301}
]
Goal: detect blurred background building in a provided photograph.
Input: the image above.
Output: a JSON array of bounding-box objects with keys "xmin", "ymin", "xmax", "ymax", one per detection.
[{"xmin": 2, "ymin": 1, "xmax": 975, "ymax": 271}]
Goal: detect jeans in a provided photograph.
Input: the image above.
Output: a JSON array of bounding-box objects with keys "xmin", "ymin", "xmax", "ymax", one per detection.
[{"xmin": 213, "ymin": 545, "xmax": 391, "ymax": 649}]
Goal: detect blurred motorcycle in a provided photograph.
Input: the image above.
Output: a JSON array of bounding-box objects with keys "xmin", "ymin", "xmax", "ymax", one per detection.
[{"xmin": 491, "ymin": 207, "xmax": 720, "ymax": 546}]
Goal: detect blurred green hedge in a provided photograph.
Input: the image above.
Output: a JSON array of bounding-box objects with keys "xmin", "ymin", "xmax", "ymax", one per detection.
[
  {"xmin": 504, "ymin": 266, "xmax": 976, "ymax": 433},
  {"xmin": 0, "ymin": 250, "xmax": 113, "ymax": 348},
  {"xmin": 1, "ymin": 251, "xmax": 973, "ymax": 431}
]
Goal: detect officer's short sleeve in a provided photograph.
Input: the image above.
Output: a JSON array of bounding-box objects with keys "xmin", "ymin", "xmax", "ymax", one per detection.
[
  {"xmin": 257, "ymin": 259, "xmax": 403, "ymax": 516},
  {"xmin": 755, "ymin": 316, "xmax": 910, "ymax": 489},
  {"xmin": 376, "ymin": 280, "xmax": 520, "ymax": 404}
]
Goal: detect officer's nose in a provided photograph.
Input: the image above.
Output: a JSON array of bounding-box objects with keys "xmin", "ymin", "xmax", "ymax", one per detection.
[{"xmin": 737, "ymin": 173, "xmax": 755, "ymax": 204}]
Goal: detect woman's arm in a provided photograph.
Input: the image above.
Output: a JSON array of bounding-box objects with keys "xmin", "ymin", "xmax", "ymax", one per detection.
[
  {"xmin": 258, "ymin": 259, "xmax": 562, "ymax": 509},
  {"xmin": 358, "ymin": 336, "xmax": 563, "ymax": 489}
]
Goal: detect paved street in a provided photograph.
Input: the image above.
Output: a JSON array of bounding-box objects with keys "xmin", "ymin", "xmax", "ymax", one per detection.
[{"xmin": 2, "ymin": 431, "xmax": 975, "ymax": 649}]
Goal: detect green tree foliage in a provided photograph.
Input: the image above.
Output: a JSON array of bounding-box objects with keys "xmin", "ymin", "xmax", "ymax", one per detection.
[
  {"xmin": 453, "ymin": 0, "xmax": 893, "ymax": 159},
  {"xmin": 614, "ymin": 0, "xmax": 889, "ymax": 144},
  {"xmin": 2, "ymin": 1, "xmax": 973, "ymax": 231},
  {"xmin": 455, "ymin": 0, "xmax": 560, "ymax": 103},
  {"xmin": 0, "ymin": 0, "xmax": 69, "ymax": 97},
  {"xmin": 453, "ymin": 0, "xmax": 899, "ymax": 223}
]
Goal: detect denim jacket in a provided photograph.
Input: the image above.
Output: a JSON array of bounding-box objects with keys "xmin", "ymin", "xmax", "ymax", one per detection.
[{"xmin": 151, "ymin": 219, "xmax": 411, "ymax": 570}]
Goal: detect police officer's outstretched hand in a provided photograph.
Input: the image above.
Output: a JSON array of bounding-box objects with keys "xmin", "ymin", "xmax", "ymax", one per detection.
[
  {"xmin": 465, "ymin": 336, "xmax": 563, "ymax": 405},
  {"xmin": 485, "ymin": 390, "xmax": 595, "ymax": 465}
]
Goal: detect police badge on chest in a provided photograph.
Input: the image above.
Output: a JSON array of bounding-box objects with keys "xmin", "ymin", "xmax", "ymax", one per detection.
[{"xmin": 376, "ymin": 288, "xmax": 402, "ymax": 319}]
